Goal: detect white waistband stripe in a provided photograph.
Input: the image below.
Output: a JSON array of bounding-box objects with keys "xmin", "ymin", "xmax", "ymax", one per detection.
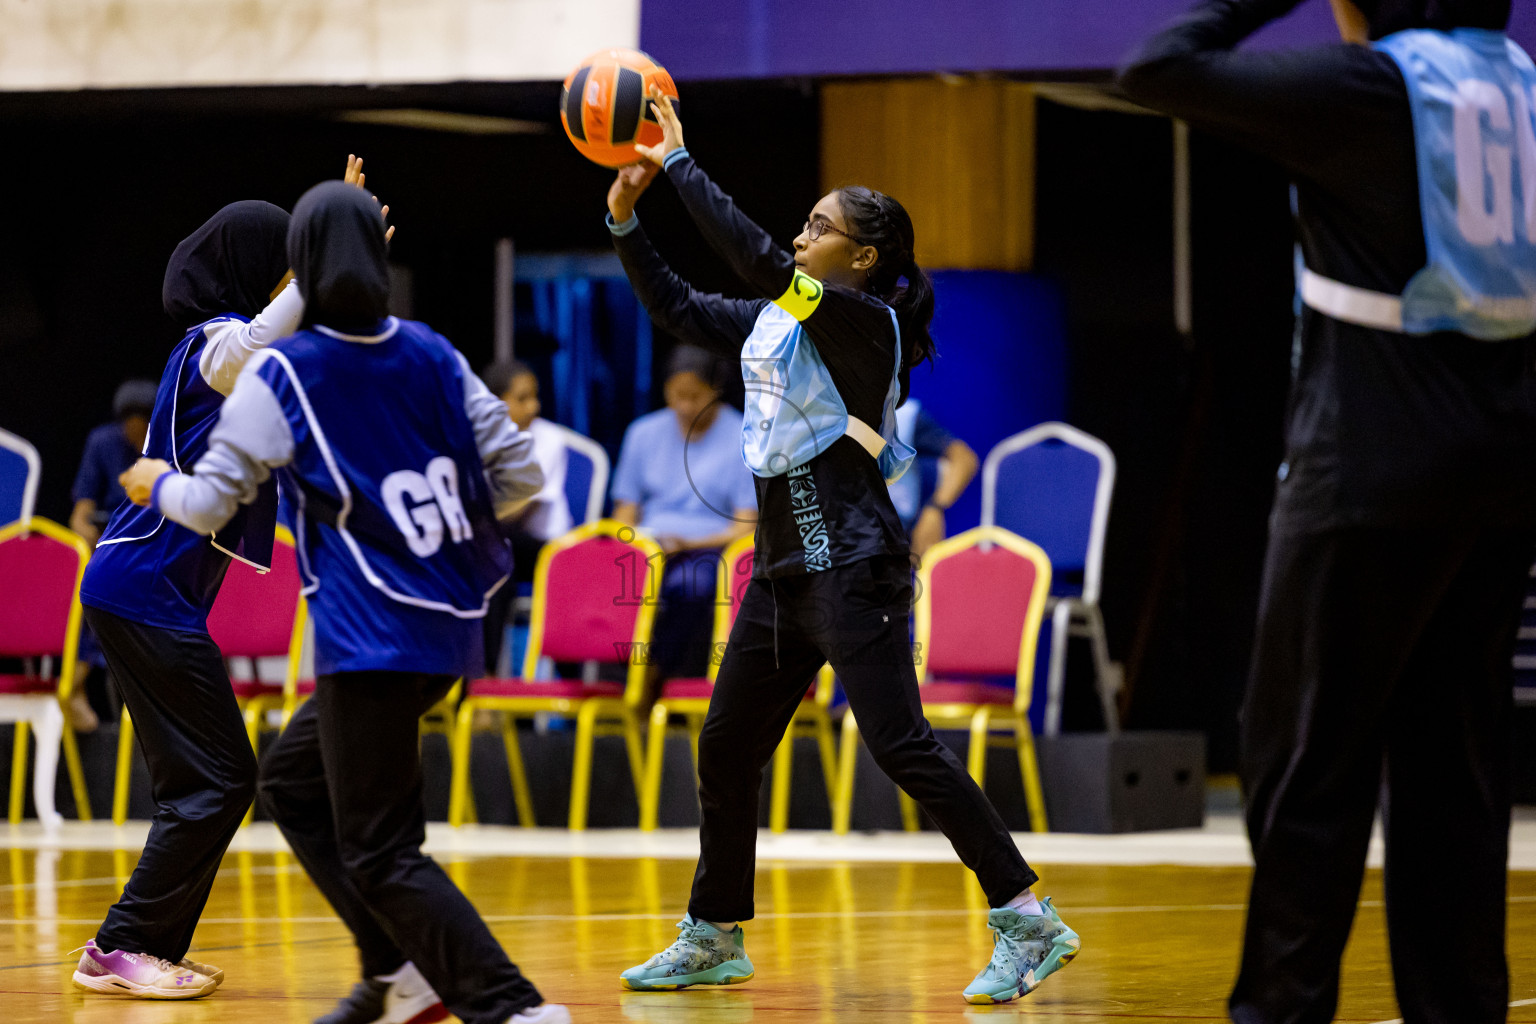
[
  {"xmin": 1299, "ymin": 268, "xmax": 1404, "ymax": 332},
  {"xmin": 843, "ymin": 415, "xmax": 885, "ymax": 459}
]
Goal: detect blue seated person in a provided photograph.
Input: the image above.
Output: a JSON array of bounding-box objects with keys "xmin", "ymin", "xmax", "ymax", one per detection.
[
  {"xmin": 887, "ymin": 399, "xmax": 979, "ymax": 562},
  {"xmin": 611, "ymin": 345, "xmax": 757, "ymax": 692}
]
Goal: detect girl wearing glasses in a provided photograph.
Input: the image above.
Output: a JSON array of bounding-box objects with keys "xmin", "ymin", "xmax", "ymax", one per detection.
[{"xmin": 606, "ymin": 89, "xmax": 1078, "ymax": 1005}]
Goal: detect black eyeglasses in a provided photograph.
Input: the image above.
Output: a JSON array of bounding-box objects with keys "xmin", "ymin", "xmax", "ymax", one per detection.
[{"xmin": 803, "ymin": 219, "xmax": 866, "ymax": 244}]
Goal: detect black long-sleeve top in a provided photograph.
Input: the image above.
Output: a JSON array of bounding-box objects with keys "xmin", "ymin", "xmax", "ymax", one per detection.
[
  {"xmin": 1120, "ymin": 0, "xmax": 1536, "ymax": 531},
  {"xmin": 611, "ymin": 151, "xmax": 909, "ymax": 576}
]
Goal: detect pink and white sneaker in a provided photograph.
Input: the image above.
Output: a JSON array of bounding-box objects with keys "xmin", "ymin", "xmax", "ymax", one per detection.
[
  {"xmin": 177, "ymin": 955, "xmax": 224, "ymax": 987},
  {"xmin": 72, "ymin": 940, "xmax": 218, "ymax": 999}
]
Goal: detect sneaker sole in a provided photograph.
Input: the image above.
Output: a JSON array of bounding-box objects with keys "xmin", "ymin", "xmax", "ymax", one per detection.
[
  {"xmin": 72, "ymin": 969, "xmax": 218, "ymax": 999},
  {"xmin": 620, "ymin": 962, "xmax": 755, "ymax": 992}
]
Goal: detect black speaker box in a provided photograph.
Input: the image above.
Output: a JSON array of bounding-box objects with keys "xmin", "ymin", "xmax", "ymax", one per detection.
[{"xmin": 1037, "ymin": 731, "xmax": 1206, "ymax": 833}]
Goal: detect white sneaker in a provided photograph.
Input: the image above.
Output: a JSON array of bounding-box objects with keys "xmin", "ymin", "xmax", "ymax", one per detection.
[
  {"xmin": 510, "ymin": 1003, "xmax": 572, "ymax": 1023},
  {"xmin": 316, "ymin": 961, "xmax": 446, "ymax": 1024},
  {"xmin": 378, "ymin": 962, "xmax": 448, "ymax": 1024}
]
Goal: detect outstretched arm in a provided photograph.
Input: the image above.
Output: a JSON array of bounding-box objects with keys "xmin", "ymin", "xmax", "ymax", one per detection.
[
  {"xmin": 607, "ymin": 162, "xmax": 764, "ymax": 357},
  {"xmin": 636, "ymin": 90, "xmax": 798, "ymax": 302},
  {"xmin": 121, "ymin": 355, "xmax": 294, "ymax": 534},
  {"xmin": 1117, "ymin": 0, "xmax": 1407, "ymax": 175}
]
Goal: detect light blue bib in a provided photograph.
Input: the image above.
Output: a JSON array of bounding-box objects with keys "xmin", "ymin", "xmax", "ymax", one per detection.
[
  {"xmin": 1375, "ymin": 28, "xmax": 1536, "ymax": 339},
  {"xmin": 740, "ymin": 301, "xmax": 915, "ymax": 482}
]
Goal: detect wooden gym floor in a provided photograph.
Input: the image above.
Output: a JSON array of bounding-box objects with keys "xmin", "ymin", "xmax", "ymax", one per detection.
[{"xmin": 4, "ymin": 823, "xmax": 1536, "ymax": 1024}]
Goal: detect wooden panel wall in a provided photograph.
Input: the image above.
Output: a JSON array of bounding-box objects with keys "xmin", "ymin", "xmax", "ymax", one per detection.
[{"xmin": 821, "ymin": 78, "xmax": 1036, "ymax": 271}]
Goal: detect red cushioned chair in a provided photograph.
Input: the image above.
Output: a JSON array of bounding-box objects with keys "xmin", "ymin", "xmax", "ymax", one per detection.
[
  {"xmin": 450, "ymin": 520, "xmax": 662, "ymax": 830},
  {"xmin": 637, "ymin": 535, "xmax": 838, "ymax": 832},
  {"xmin": 0, "ymin": 518, "xmax": 94, "ymax": 826},
  {"xmin": 112, "ymin": 525, "xmax": 306, "ymax": 825},
  {"xmin": 832, "ymin": 526, "xmax": 1052, "ymax": 835}
]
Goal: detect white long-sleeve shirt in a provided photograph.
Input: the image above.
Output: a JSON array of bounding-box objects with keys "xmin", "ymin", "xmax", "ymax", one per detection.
[
  {"xmin": 157, "ymin": 342, "xmax": 542, "ymax": 536},
  {"xmin": 197, "ymin": 278, "xmax": 305, "ymax": 396}
]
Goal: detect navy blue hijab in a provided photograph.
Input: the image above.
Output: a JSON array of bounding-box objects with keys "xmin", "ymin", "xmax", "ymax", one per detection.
[
  {"xmin": 288, "ymin": 181, "xmax": 390, "ymax": 335},
  {"xmin": 162, "ymin": 201, "xmax": 290, "ymax": 330}
]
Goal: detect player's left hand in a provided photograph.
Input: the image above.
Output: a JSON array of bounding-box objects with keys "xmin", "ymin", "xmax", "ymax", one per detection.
[
  {"xmin": 635, "ymin": 86, "xmax": 684, "ymax": 166},
  {"xmin": 119, "ymin": 459, "xmax": 173, "ymax": 507},
  {"xmin": 344, "ymin": 153, "xmax": 395, "ymax": 243}
]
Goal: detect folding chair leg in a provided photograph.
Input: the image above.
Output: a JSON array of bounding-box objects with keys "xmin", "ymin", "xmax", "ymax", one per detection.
[
  {"xmin": 29, "ymin": 703, "xmax": 64, "ymax": 829},
  {"xmin": 59, "ymin": 719, "xmax": 92, "ymax": 822},
  {"xmin": 8, "ymin": 720, "xmax": 29, "ymax": 825},
  {"xmin": 622, "ymin": 712, "xmax": 647, "ymax": 807},
  {"xmin": 1044, "ymin": 601, "xmax": 1073, "ymax": 737},
  {"xmin": 500, "ymin": 716, "xmax": 536, "ymax": 827},
  {"xmin": 568, "ymin": 702, "xmax": 603, "ymax": 831},
  {"xmin": 769, "ymin": 733, "xmax": 793, "ymax": 834},
  {"xmin": 1015, "ymin": 716, "xmax": 1050, "ymax": 833},
  {"xmin": 832, "ymin": 714, "xmax": 861, "ymax": 835},
  {"xmin": 967, "ymin": 707, "xmax": 992, "ymax": 788},
  {"xmin": 1083, "ymin": 604, "xmax": 1123, "ymax": 733},
  {"xmin": 448, "ymin": 703, "xmax": 475, "ymax": 827},
  {"xmin": 639, "ymin": 702, "xmax": 669, "ymax": 832},
  {"xmin": 240, "ymin": 701, "xmax": 264, "ymax": 827},
  {"xmin": 113, "ymin": 711, "xmax": 137, "ymax": 826},
  {"xmin": 686, "ymin": 716, "xmax": 703, "ymax": 784},
  {"xmin": 814, "ymin": 715, "xmax": 839, "ymax": 808},
  {"xmin": 898, "ymin": 790, "xmax": 920, "ymax": 832}
]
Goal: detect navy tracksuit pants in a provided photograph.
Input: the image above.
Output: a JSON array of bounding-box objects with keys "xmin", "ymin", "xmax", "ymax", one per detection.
[{"xmin": 83, "ymin": 605, "xmax": 257, "ymax": 962}]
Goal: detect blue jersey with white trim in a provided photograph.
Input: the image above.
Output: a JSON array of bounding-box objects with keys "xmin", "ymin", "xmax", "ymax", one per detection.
[
  {"xmin": 256, "ymin": 318, "xmax": 511, "ymax": 676},
  {"xmin": 82, "ymin": 318, "xmax": 277, "ymax": 632},
  {"xmin": 1377, "ymin": 29, "xmax": 1536, "ymax": 339}
]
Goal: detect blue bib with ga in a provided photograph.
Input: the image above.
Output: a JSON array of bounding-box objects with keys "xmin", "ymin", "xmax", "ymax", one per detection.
[
  {"xmin": 254, "ymin": 317, "xmax": 511, "ymax": 676},
  {"xmin": 740, "ymin": 278, "xmax": 915, "ymax": 482},
  {"xmin": 82, "ymin": 317, "xmax": 277, "ymax": 633},
  {"xmin": 1375, "ymin": 28, "xmax": 1536, "ymax": 339}
]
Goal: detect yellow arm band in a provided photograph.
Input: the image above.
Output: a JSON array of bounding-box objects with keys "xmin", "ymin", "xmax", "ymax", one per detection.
[{"xmin": 772, "ymin": 269, "xmax": 825, "ymax": 322}]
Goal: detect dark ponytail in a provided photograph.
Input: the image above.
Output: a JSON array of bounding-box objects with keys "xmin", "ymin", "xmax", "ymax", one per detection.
[{"xmin": 835, "ymin": 187, "xmax": 937, "ymax": 395}]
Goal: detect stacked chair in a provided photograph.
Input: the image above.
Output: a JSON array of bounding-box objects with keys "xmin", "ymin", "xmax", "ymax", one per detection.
[
  {"xmin": 638, "ymin": 536, "xmax": 838, "ymax": 832},
  {"xmin": 833, "ymin": 525, "xmax": 1053, "ymax": 835},
  {"xmin": 450, "ymin": 520, "xmax": 661, "ymax": 830},
  {"xmin": 0, "ymin": 518, "xmax": 94, "ymax": 827}
]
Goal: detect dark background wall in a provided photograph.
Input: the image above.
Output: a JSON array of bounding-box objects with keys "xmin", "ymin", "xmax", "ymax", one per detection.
[
  {"xmin": 0, "ymin": 79, "xmax": 1305, "ymax": 768},
  {"xmin": 1033, "ymin": 100, "xmax": 1294, "ymax": 764},
  {"xmin": 0, "ymin": 80, "xmax": 821, "ymax": 525}
]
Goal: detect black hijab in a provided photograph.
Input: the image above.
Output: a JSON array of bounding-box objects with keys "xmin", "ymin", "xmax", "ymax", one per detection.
[
  {"xmin": 288, "ymin": 181, "xmax": 390, "ymax": 334},
  {"xmin": 1353, "ymin": 0, "xmax": 1511, "ymax": 38},
  {"xmin": 162, "ymin": 201, "xmax": 290, "ymax": 329}
]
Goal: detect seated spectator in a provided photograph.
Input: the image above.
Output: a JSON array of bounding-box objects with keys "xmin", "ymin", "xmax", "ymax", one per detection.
[
  {"xmin": 64, "ymin": 379, "xmax": 157, "ymax": 731},
  {"xmin": 70, "ymin": 379, "xmax": 156, "ymax": 545},
  {"xmin": 888, "ymin": 400, "xmax": 978, "ymax": 561},
  {"xmin": 612, "ymin": 346, "xmax": 756, "ymax": 690},
  {"xmin": 478, "ymin": 359, "xmax": 577, "ymax": 675}
]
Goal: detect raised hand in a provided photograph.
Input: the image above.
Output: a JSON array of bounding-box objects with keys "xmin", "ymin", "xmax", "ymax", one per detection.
[
  {"xmin": 344, "ymin": 153, "xmax": 395, "ymax": 243},
  {"xmin": 607, "ymin": 161, "xmax": 662, "ymax": 223},
  {"xmin": 634, "ymin": 86, "xmax": 684, "ymax": 166}
]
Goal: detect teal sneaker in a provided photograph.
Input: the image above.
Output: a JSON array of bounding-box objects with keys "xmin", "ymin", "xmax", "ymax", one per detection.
[
  {"xmin": 620, "ymin": 915, "xmax": 755, "ymax": 991},
  {"xmin": 962, "ymin": 897, "xmax": 1080, "ymax": 1004}
]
